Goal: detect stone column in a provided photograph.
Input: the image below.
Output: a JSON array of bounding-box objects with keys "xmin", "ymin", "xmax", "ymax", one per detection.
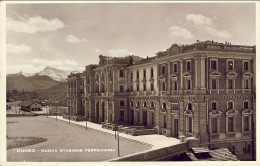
[
  {"xmin": 193, "ymin": 103, "xmax": 199, "ymax": 137},
  {"xmin": 179, "ymin": 102, "xmax": 184, "ymax": 135},
  {"xmin": 194, "ymin": 57, "xmax": 198, "ymax": 89},
  {"xmin": 180, "ymin": 60, "xmax": 183, "ymax": 94},
  {"xmin": 200, "ymin": 57, "xmax": 206, "ymax": 91},
  {"xmin": 167, "ymin": 62, "xmax": 171, "ymax": 95}
]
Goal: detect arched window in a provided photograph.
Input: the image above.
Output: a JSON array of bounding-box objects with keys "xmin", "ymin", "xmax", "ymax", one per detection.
[
  {"xmin": 212, "ymin": 102, "xmax": 217, "ymax": 110},
  {"xmin": 130, "ymin": 101, "xmax": 134, "ymax": 106},
  {"xmin": 162, "ymin": 102, "xmax": 167, "ymax": 109},
  {"xmin": 143, "ymin": 101, "xmax": 147, "ymax": 107},
  {"xmin": 188, "ymin": 103, "xmax": 192, "ymax": 110},
  {"xmin": 136, "ymin": 101, "xmax": 140, "ymax": 107},
  {"xmin": 227, "ymin": 101, "xmax": 233, "ymax": 110},
  {"xmin": 244, "ymin": 101, "xmax": 249, "ymax": 109},
  {"xmin": 150, "ymin": 101, "xmax": 154, "ymax": 108}
]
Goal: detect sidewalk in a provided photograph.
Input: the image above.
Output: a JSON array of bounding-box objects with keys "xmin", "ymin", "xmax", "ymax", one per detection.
[{"xmin": 49, "ymin": 116, "xmax": 181, "ymax": 151}]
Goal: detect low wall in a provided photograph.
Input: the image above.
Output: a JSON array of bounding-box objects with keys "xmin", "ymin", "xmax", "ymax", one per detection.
[{"xmin": 112, "ymin": 141, "xmax": 190, "ymax": 161}]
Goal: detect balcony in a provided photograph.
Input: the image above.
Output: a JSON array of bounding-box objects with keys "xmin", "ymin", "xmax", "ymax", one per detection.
[
  {"xmin": 159, "ymin": 91, "xmax": 166, "ymax": 96},
  {"xmin": 171, "ymin": 90, "xmax": 179, "ymax": 95},
  {"xmin": 183, "ymin": 90, "xmax": 193, "ymax": 95}
]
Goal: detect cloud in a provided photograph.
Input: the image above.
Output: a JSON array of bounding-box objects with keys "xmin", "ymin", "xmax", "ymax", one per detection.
[
  {"xmin": 64, "ymin": 60, "xmax": 78, "ymax": 66},
  {"xmin": 186, "ymin": 14, "xmax": 212, "ymax": 26},
  {"xmin": 30, "ymin": 58, "xmax": 63, "ymax": 67},
  {"xmin": 168, "ymin": 25, "xmax": 194, "ymax": 39},
  {"xmin": 7, "ymin": 64, "xmax": 45, "ymax": 74},
  {"xmin": 205, "ymin": 27, "xmax": 231, "ymax": 39},
  {"xmin": 65, "ymin": 35, "xmax": 88, "ymax": 43},
  {"xmin": 186, "ymin": 13, "xmax": 231, "ymax": 39},
  {"xmin": 107, "ymin": 49, "xmax": 134, "ymax": 57},
  {"xmin": 7, "ymin": 16, "xmax": 65, "ymax": 33},
  {"xmin": 7, "ymin": 58, "xmax": 81, "ymax": 74},
  {"xmin": 7, "ymin": 43, "xmax": 31, "ymax": 54}
]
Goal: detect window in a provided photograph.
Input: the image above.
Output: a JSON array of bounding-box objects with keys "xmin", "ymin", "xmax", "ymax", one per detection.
[
  {"xmin": 187, "ymin": 61, "xmax": 191, "ymax": 70},
  {"xmin": 143, "ymin": 82, "xmax": 146, "ymax": 91},
  {"xmin": 120, "ymin": 111, "xmax": 124, "ymax": 121},
  {"xmin": 244, "ymin": 116, "xmax": 249, "ymax": 131},
  {"xmin": 228, "ymin": 101, "xmax": 233, "ymax": 110},
  {"xmin": 143, "ymin": 101, "xmax": 147, "ymax": 107},
  {"xmin": 120, "ymin": 101, "xmax": 124, "ymax": 107},
  {"xmin": 188, "ymin": 103, "xmax": 192, "ymax": 110},
  {"xmin": 162, "ymin": 82, "xmax": 166, "ymax": 91},
  {"xmin": 244, "ymin": 79, "xmax": 249, "ymax": 89},
  {"xmin": 150, "ymin": 101, "xmax": 154, "ymax": 108},
  {"xmin": 163, "ymin": 115, "xmax": 166, "ymax": 128},
  {"xmin": 173, "ymin": 80, "xmax": 178, "ymax": 90},
  {"xmin": 212, "ymin": 102, "xmax": 217, "ymax": 110},
  {"xmin": 228, "ymin": 117, "xmax": 234, "ymax": 132},
  {"xmin": 120, "ymin": 85, "xmax": 124, "ymax": 92},
  {"xmin": 143, "ymin": 69, "xmax": 146, "ymax": 78},
  {"xmin": 212, "ymin": 79, "xmax": 217, "ymax": 89},
  {"xmin": 211, "ymin": 117, "xmax": 218, "ymax": 133},
  {"xmin": 162, "ymin": 102, "xmax": 167, "ymax": 109},
  {"xmin": 227, "ymin": 60, "xmax": 234, "ymax": 70},
  {"xmin": 137, "ymin": 70, "xmax": 139, "ymax": 79},
  {"xmin": 151, "ymin": 112, "xmax": 154, "ymax": 125},
  {"xmin": 244, "ymin": 101, "xmax": 249, "ymax": 109},
  {"xmin": 162, "ymin": 65, "xmax": 166, "ymax": 74},
  {"xmin": 137, "ymin": 84, "xmax": 139, "ymax": 91},
  {"xmin": 130, "ymin": 84, "xmax": 133, "ymax": 91},
  {"xmin": 188, "ymin": 117, "xmax": 192, "ymax": 133},
  {"xmin": 244, "ymin": 61, "xmax": 249, "ymax": 71},
  {"xmin": 228, "ymin": 79, "xmax": 233, "ymax": 89},
  {"xmin": 151, "ymin": 82, "xmax": 154, "ymax": 91},
  {"xmin": 211, "ymin": 60, "xmax": 217, "ymax": 70},
  {"xmin": 130, "ymin": 72, "xmax": 133, "ymax": 79},
  {"xmin": 151, "ymin": 68, "xmax": 154, "ymax": 77},
  {"xmin": 171, "ymin": 103, "xmax": 179, "ymax": 110},
  {"xmin": 137, "ymin": 111, "xmax": 140, "ymax": 122},
  {"xmin": 130, "ymin": 101, "xmax": 133, "ymax": 106},
  {"xmin": 120, "ymin": 70, "xmax": 124, "ymax": 77},
  {"xmin": 136, "ymin": 102, "xmax": 140, "ymax": 107},
  {"xmin": 173, "ymin": 63, "xmax": 178, "ymax": 72},
  {"xmin": 187, "ymin": 80, "xmax": 191, "ymax": 90}
]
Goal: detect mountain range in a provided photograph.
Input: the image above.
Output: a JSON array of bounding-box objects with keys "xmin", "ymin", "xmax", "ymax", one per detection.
[
  {"xmin": 7, "ymin": 66, "xmax": 71, "ymax": 105},
  {"xmin": 37, "ymin": 66, "xmax": 71, "ymax": 81},
  {"xmin": 7, "ymin": 66, "xmax": 72, "ymax": 91}
]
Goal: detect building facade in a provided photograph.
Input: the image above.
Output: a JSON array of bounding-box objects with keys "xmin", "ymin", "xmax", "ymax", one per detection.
[
  {"xmin": 18, "ymin": 101, "xmax": 43, "ymax": 111},
  {"xmin": 67, "ymin": 40, "xmax": 256, "ymax": 158}
]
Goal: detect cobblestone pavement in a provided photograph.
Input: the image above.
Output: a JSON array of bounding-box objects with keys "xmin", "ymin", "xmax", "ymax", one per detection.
[{"xmin": 7, "ymin": 116, "xmax": 152, "ymax": 162}]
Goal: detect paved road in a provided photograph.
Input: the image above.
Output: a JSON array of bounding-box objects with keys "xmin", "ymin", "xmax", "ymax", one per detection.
[{"xmin": 7, "ymin": 116, "xmax": 151, "ymax": 161}]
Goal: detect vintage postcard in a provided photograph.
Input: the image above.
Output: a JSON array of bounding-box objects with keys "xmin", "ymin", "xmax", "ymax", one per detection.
[{"xmin": 0, "ymin": 1, "xmax": 258, "ymax": 166}]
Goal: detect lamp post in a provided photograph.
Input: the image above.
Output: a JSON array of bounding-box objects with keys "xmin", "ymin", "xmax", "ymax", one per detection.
[
  {"xmin": 86, "ymin": 114, "xmax": 88, "ymax": 130},
  {"xmin": 69, "ymin": 107, "xmax": 71, "ymax": 125},
  {"xmin": 117, "ymin": 128, "xmax": 120, "ymax": 157}
]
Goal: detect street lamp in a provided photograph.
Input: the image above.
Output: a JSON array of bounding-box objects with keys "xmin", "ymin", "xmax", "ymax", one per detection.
[
  {"xmin": 69, "ymin": 108, "xmax": 71, "ymax": 125},
  {"xmin": 117, "ymin": 128, "xmax": 120, "ymax": 157},
  {"xmin": 85, "ymin": 113, "xmax": 88, "ymax": 130}
]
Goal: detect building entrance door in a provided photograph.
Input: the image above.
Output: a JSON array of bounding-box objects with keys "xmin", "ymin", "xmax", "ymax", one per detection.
[
  {"xmin": 130, "ymin": 110, "xmax": 134, "ymax": 125},
  {"xmin": 172, "ymin": 118, "xmax": 179, "ymax": 137},
  {"xmin": 143, "ymin": 111, "xmax": 147, "ymax": 126},
  {"xmin": 101, "ymin": 102, "xmax": 105, "ymax": 122},
  {"xmin": 96, "ymin": 102, "xmax": 99, "ymax": 123}
]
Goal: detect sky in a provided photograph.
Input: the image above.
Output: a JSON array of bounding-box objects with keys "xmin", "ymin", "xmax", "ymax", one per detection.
[{"xmin": 6, "ymin": 2, "xmax": 256, "ymax": 74}]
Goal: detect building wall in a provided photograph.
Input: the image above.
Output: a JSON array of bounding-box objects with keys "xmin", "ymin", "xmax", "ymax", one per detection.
[{"xmin": 67, "ymin": 41, "xmax": 255, "ymax": 157}]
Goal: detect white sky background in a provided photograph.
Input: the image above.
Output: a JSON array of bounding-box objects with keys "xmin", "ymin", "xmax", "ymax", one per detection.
[{"xmin": 6, "ymin": 3, "xmax": 256, "ymax": 74}]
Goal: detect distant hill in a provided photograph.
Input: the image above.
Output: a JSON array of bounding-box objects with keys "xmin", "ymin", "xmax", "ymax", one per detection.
[
  {"xmin": 38, "ymin": 66, "xmax": 71, "ymax": 82},
  {"xmin": 7, "ymin": 74, "xmax": 60, "ymax": 92}
]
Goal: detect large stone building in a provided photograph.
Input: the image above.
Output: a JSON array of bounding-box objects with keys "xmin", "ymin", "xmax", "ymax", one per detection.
[{"xmin": 67, "ymin": 40, "xmax": 256, "ymax": 158}]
